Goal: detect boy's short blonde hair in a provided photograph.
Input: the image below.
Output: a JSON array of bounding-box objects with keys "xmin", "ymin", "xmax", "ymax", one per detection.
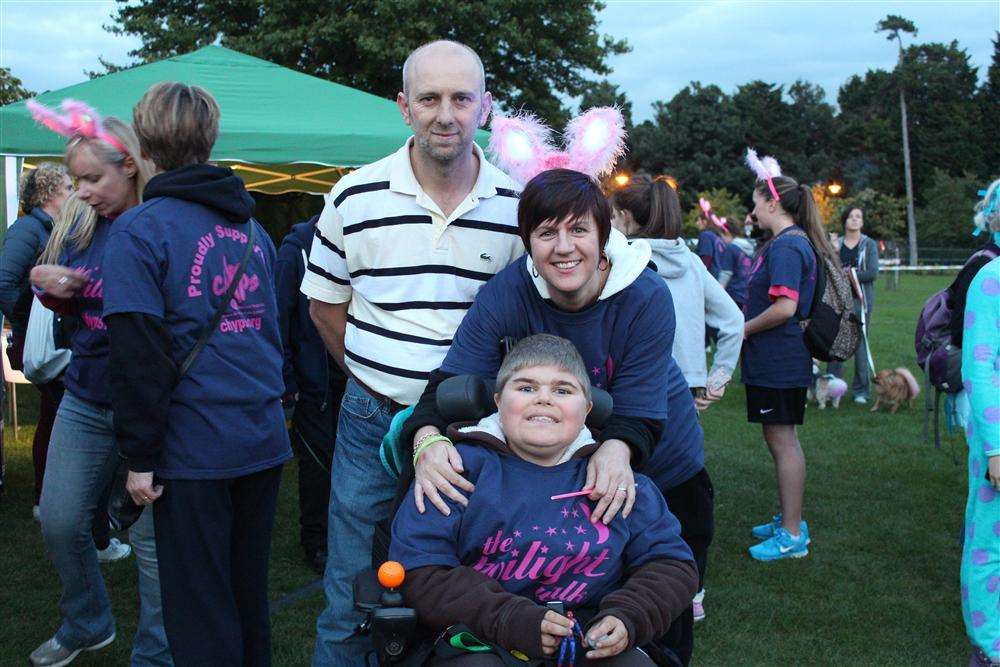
[
  {"xmin": 133, "ymin": 82, "xmax": 220, "ymax": 171},
  {"xmin": 495, "ymin": 334, "xmax": 592, "ymax": 402}
]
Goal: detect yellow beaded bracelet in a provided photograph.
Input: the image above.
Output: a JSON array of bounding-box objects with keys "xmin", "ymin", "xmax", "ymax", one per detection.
[{"xmin": 412, "ymin": 434, "xmax": 452, "ymax": 467}]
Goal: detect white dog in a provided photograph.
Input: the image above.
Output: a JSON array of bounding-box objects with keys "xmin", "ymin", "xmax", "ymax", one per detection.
[{"xmin": 808, "ymin": 373, "xmax": 848, "ymax": 409}]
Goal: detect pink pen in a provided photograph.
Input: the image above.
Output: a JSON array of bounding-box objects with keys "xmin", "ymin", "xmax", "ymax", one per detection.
[{"xmin": 550, "ymin": 488, "xmax": 595, "ymax": 501}]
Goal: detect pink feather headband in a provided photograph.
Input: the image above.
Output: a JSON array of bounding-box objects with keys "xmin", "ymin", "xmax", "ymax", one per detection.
[
  {"xmin": 698, "ymin": 197, "xmax": 726, "ymax": 229},
  {"xmin": 26, "ymin": 98, "xmax": 128, "ymax": 156},
  {"xmin": 744, "ymin": 148, "xmax": 782, "ymax": 201},
  {"xmin": 487, "ymin": 106, "xmax": 626, "ymax": 185}
]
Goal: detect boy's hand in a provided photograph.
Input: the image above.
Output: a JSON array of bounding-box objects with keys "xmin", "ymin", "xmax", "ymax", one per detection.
[
  {"xmin": 585, "ymin": 615, "xmax": 629, "ymax": 659},
  {"xmin": 539, "ymin": 610, "xmax": 573, "ymax": 655}
]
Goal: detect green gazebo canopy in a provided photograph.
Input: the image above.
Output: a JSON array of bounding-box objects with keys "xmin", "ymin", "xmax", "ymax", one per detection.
[{"xmin": 0, "ymin": 45, "xmax": 486, "ymax": 215}]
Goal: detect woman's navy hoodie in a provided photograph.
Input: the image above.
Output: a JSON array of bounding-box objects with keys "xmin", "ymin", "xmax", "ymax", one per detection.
[
  {"xmin": 103, "ymin": 164, "xmax": 291, "ymax": 479},
  {"xmin": 274, "ymin": 216, "xmax": 345, "ymax": 407}
]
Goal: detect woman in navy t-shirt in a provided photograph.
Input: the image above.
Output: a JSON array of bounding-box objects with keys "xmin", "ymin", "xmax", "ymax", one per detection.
[
  {"xmin": 694, "ymin": 216, "xmax": 726, "ymax": 279},
  {"xmin": 402, "ymin": 169, "xmax": 709, "ymax": 665},
  {"xmin": 102, "ymin": 82, "xmax": 291, "ymax": 665},
  {"xmin": 715, "ymin": 218, "xmax": 755, "ymax": 310},
  {"xmin": 27, "ymin": 114, "xmax": 171, "ymax": 665},
  {"xmin": 741, "ymin": 174, "xmax": 841, "ymax": 563}
]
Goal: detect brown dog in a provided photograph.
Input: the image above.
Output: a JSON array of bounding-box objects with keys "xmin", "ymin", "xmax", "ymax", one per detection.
[{"xmin": 871, "ymin": 367, "xmax": 920, "ymax": 413}]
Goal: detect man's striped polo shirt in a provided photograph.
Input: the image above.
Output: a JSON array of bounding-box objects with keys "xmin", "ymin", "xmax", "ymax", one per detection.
[{"xmin": 300, "ymin": 139, "xmax": 523, "ymax": 405}]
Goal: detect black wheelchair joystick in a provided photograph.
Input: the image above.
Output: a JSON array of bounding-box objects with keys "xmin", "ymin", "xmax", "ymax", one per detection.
[
  {"xmin": 352, "ymin": 561, "xmax": 417, "ymax": 664},
  {"xmin": 377, "ymin": 561, "xmax": 406, "ymax": 607}
]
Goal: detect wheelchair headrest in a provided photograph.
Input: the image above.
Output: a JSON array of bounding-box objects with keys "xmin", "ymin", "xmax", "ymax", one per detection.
[{"xmin": 436, "ymin": 374, "xmax": 613, "ymax": 431}]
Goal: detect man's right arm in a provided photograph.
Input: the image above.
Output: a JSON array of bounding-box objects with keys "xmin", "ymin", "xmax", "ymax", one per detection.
[{"xmin": 309, "ymin": 299, "xmax": 350, "ymax": 375}]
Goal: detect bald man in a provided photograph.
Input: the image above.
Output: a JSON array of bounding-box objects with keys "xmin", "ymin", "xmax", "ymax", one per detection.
[{"xmin": 303, "ymin": 40, "xmax": 524, "ymax": 665}]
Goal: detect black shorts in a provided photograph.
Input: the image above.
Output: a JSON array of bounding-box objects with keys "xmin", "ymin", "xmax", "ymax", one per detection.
[{"xmin": 745, "ymin": 385, "xmax": 807, "ymax": 425}]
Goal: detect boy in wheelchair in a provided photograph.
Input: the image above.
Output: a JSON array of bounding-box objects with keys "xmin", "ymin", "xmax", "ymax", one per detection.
[{"xmin": 388, "ymin": 334, "xmax": 697, "ymax": 665}]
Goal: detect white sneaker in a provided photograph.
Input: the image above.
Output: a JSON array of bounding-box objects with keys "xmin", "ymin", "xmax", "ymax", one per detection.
[
  {"xmin": 96, "ymin": 538, "xmax": 132, "ymax": 563},
  {"xmin": 692, "ymin": 589, "xmax": 706, "ymax": 622},
  {"xmin": 33, "ymin": 505, "xmax": 41, "ymax": 522},
  {"xmin": 853, "ymin": 396, "xmax": 868, "ymax": 405},
  {"xmin": 29, "ymin": 632, "xmax": 115, "ymax": 666}
]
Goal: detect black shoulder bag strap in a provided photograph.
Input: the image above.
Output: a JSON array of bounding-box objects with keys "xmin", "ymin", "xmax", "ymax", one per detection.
[{"xmin": 177, "ymin": 221, "xmax": 256, "ymax": 379}]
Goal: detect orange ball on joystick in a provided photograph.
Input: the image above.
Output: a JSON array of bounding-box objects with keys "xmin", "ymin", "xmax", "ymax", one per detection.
[{"xmin": 378, "ymin": 561, "xmax": 406, "ymax": 589}]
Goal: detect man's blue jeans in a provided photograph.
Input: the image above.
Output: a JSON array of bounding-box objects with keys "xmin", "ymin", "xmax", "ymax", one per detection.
[
  {"xmin": 313, "ymin": 379, "xmax": 399, "ymax": 666},
  {"xmin": 39, "ymin": 391, "xmax": 171, "ymax": 665}
]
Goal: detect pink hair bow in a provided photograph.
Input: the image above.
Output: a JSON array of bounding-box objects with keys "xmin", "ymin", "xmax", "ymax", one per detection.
[
  {"xmin": 487, "ymin": 106, "xmax": 626, "ymax": 185},
  {"xmin": 745, "ymin": 148, "xmax": 782, "ymax": 201},
  {"xmin": 26, "ymin": 98, "xmax": 128, "ymax": 156}
]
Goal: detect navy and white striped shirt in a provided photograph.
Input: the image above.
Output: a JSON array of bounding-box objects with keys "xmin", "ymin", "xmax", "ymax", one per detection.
[{"xmin": 300, "ymin": 140, "xmax": 522, "ymax": 404}]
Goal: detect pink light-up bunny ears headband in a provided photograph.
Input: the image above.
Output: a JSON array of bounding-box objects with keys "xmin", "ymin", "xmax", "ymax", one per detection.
[
  {"xmin": 744, "ymin": 148, "xmax": 782, "ymax": 201},
  {"xmin": 699, "ymin": 197, "xmax": 726, "ymax": 229},
  {"xmin": 26, "ymin": 99, "xmax": 128, "ymax": 156},
  {"xmin": 487, "ymin": 106, "xmax": 626, "ymax": 185}
]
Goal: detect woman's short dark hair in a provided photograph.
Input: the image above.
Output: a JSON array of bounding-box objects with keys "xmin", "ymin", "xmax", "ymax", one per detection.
[
  {"xmin": 840, "ymin": 206, "xmax": 864, "ymax": 228},
  {"xmin": 517, "ymin": 169, "xmax": 612, "ymax": 251}
]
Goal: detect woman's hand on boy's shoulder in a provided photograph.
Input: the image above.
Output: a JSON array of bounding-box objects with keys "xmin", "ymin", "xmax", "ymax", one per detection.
[
  {"xmin": 586, "ymin": 439, "xmax": 636, "ymax": 524},
  {"xmin": 413, "ymin": 431, "xmax": 475, "ymax": 516},
  {"xmin": 584, "ymin": 615, "xmax": 630, "ymax": 659}
]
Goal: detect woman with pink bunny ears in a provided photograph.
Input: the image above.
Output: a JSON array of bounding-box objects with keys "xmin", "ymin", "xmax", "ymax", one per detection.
[
  {"xmin": 693, "ymin": 198, "xmax": 727, "ymax": 279},
  {"xmin": 23, "ymin": 99, "xmax": 171, "ymax": 666},
  {"xmin": 741, "ymin": 149, "xmax": 842, "ymax": 563}
]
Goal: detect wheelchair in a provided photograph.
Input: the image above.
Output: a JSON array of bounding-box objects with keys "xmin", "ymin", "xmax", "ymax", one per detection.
[{"xmin": 353, "ymin": 372, "xmax": 614, "ymax": 666}]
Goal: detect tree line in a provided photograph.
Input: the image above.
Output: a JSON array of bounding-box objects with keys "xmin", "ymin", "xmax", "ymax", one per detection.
[{"xmin": 4, "ymin": 2, "xmax": 997, "ymax": 249}]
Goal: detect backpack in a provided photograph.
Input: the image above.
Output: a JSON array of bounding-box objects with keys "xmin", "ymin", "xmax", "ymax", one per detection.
[
  {"xmin": 914, "ymin": 246, "xmax": 999, "ymax": 393},
  {"xmin": 785, "ymin": 228, "xmax": 860, "ymax": 362}
]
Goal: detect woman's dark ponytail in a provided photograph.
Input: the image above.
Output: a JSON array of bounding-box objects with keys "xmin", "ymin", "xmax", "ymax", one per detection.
[
  {"xmin": 611, "ymin": 175, "xmax": 682, "ymax": 240},
  {"xmin": 796, "ymin": 183, "xmax": 841, "ymax": 269},
  {"xmin": 755, "ymin": 177, "xmax": 841, "ymax": 269},
  {"xmin": 648, "ymin": 178, "xmax": 682, "ymax": 240}
]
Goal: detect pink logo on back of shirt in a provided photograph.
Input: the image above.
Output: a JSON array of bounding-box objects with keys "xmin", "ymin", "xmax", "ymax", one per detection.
[{"xmin": 212, "ymin": 255, "xmax": 260, "ymax": 308}]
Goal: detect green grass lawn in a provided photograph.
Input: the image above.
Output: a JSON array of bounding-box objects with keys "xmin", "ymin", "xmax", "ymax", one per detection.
[{"xmin": 0, "ymin": 272, "xmax": 969, "ymax": 665}]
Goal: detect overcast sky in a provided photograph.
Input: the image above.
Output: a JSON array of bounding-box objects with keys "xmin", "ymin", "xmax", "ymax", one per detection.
[{"xmin": 1, "ymin": 0, "xmax": 997, "ymax": 122}]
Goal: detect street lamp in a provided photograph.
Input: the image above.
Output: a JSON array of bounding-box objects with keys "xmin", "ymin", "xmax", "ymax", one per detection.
[
  {"xmin": 613, "ymin": 173, "xmax": 630, "ymax": 188},
  {"xmin": 827, "ymin": 183, "xmax": 843, "ymax": 196}
]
